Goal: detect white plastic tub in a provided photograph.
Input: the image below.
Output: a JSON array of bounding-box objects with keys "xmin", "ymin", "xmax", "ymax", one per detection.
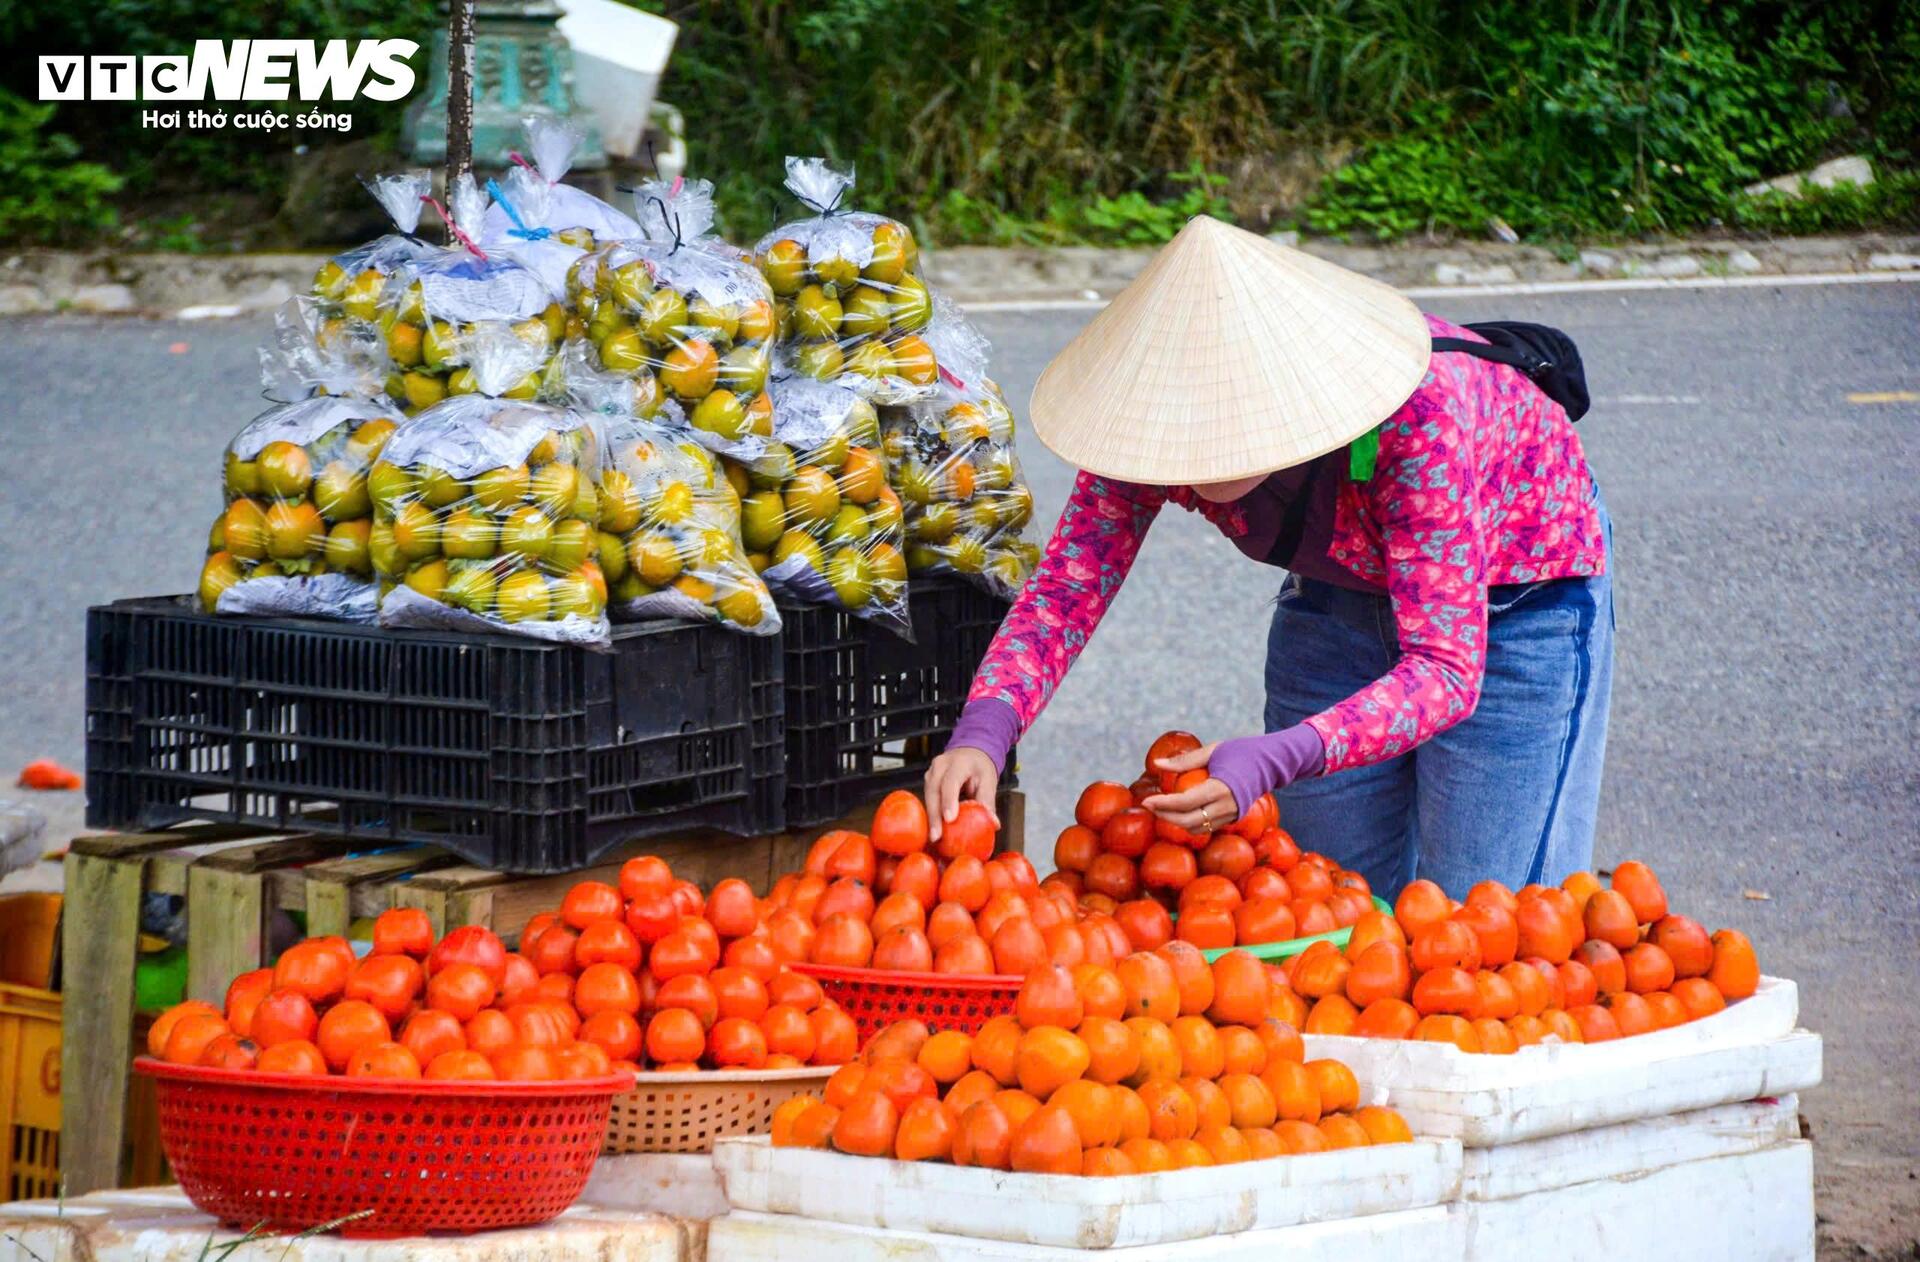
[
  {"xmin": 1460, "ymin": 1093, "xmax": 1801, "ymax": 1201},
  {"xmin": 1458, "ymin": 1140, "xmax": 1814, "ymax": 1261},
  {"xmin": 1306, "ymin": 977, "xmax": 1820, "ymax": 1145},
  {"xmin": 554, "ymin": 0, "xmax": 676, "ymax": 159},
  {"xmin": 707, "ymin": 1204, "xmax": 1461, "ymax": 1262},
  {"xmin": 713, "ymin": 1134, "xmax": 1461, "ymax": 1249},
  {"xmin": 583, "ymin": 1151, "xmax": 728, "ymax": 1220}
]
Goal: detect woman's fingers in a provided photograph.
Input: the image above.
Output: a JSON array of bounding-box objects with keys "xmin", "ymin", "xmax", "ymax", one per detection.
[
  {"xmin": 1152, "ymin": 741, "xmax": 1220, "ymax": 774},
  {"xmin": 924, "ymin": 750, "xmax": 1000, "ymax": 841},
  {"xmin": 1141, "ymin": 776, "xmax": 1239, "ymax": 832},
  {"xmin": 924, "ymin": 760, "xmax": 955, "ymax": 842}
]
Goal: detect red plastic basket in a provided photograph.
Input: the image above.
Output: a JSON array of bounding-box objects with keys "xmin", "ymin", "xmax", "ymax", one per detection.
[
  {"xmin": 795, "ymin": 964, "xmax": 1020, "ymax": 1043},
  {"xmin": 135, "ymin": 1058, "xmax": 632, "ymax": 1237}
]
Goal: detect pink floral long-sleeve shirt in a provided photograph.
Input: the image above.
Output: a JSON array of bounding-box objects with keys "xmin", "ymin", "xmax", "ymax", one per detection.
[{"xmin": 968, "ymin": 315, "xmax": 1606, "ymax": 774}]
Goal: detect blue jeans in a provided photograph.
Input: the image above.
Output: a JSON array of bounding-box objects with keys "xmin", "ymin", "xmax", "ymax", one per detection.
[{"xmin": 1265, "ymin": 506, "xmax": 1615, "ymax": 900}]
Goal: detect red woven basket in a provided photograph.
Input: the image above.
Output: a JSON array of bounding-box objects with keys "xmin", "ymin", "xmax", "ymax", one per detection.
[
  {"xmin": 135, "ymin": 1058, "xmax": 631, "ymax": 1238},
  {"xmin": 795, "ymin": 963, "xmax": 1020, "ymax": 1043}
]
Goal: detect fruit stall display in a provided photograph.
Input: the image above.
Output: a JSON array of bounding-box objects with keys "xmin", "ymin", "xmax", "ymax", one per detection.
[{"xmin": 192, "ymin": 147, "xmax": 1034, "ymax": 648}]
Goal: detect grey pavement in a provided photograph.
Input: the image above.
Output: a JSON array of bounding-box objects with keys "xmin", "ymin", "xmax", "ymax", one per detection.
[{"xmin": 0, "ymin": 279, "xmax": 1916, "ymax": 1252}]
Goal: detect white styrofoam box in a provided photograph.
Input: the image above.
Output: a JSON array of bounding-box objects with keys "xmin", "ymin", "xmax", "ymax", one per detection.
[
  {"xmin": 1458, "ymin": 1140, "xmax": 1814, "ymax": 1261},
  {"xmin": 0, "ymin": 1193, "xmax": 697, "ymax": 1262},
  {"xmin": 1460, "ymin": 1094, "xmax": 1801, "ymax": 1201},
  {"xmin": 1306, "ymin": 978, "xmax": 1819, "ymax": 1146},
  {"xmin": 585, "ymin": 1150, "xmax": 728, "ymax": 1219},
  {"xmin": 714, "ymin": 1134, "xmax": 1461, "ymax": 1249},
  {"xmin": 708, "ymin": 1204, "xmax": 1462, "ymax": 1262},
  {"xmin": 555, "ymin": 0, "xmax": 677, "ymax": 158}
]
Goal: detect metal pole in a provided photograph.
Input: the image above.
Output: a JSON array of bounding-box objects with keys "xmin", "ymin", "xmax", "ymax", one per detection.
[{"xmin": 445, "ymin": 0, "xmax": 475, "ymax": 198}]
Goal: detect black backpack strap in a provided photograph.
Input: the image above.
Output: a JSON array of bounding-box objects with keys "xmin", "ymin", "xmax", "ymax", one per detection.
[
  {"xmin": 1430, "ymin": 335, "xmax": 1553, "ymax": 376},
  {"xmin": 1430, "ymin": 322, "xmax": 1590, "ymax": 421}
]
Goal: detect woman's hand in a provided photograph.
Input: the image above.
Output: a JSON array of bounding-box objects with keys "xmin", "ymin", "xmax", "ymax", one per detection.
[
  {"xmin": 1139, "ymin": 742, "xmax": 1240, "ymax": 834},
  {"xmin": 923, "ymin": 747, "xmax": 1001, "ymax": 842}
]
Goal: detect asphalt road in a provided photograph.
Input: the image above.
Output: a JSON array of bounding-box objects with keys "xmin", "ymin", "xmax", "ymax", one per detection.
[{"xmin": 0, "ymin": 278, "xmax": 1916, "ymax": 1251}]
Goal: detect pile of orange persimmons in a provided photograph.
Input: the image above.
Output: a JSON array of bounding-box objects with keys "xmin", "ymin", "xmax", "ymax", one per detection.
[
  {"xmin": 776, "ymin": 791, "xmax": 1124, "ymax": 975},
  {"xmin": 145, "ymin": 853, "xmax": 860, "ymax": 1080},
  {"xmin": 1277, "ymin": 862, "xmax": 1762, "ymax": 1051},
  {"xmin": 145, "ymin": 916, "xmax": 628, "ymax": 1081},
  {"xmin": 772, "ymin": 945, "xmax": 1411, "ymax": 1173},
  {"xmin": 1051, "ymin": 731, "xmax": 1377, "ymax": 949}
]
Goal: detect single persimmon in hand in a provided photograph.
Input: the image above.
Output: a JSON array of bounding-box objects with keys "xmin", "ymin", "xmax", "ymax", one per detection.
[
  {"xmin": 1140, "ymin": 741, "xmax": 1240, "ymax": 836},
  {"xmin": 922, "ymin": 747, "xmax": 1000, "ymax": 845}
]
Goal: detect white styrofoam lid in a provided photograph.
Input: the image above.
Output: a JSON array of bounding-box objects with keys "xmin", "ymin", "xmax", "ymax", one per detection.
[{"xmin": 556, "ymin": 0, "xmax": 677, "ymax": 73}]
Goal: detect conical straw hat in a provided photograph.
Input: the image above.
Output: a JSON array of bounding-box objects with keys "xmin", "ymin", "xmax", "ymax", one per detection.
[{"xmin": 1029, "ymin": 215, "xmax": 1432, "ymax": 485}]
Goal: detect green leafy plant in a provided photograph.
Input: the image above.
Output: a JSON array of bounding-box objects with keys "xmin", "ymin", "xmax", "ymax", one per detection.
[
  {"xmin": 1072, "ymin": 165, "xmax": 1235, "ymax": 245},
  {"xmin": 134, "ymin": 213, "xmax": 212, "ymax": 253},
  {"xmin": 1728, "ymin": 170, "xmax": 1920, "ymax": 232},
  {"xmin": 0, "ymin": 91, "xmax": 122, "ymax": 244}
]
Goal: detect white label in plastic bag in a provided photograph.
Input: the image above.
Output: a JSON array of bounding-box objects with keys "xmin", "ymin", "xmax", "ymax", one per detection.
[
  {"xmin": 216, "ymin": 572, "xmax": 380, "ymax": 622},
  {"xmin": 417, "ymin": 263, "xmax": 555, "ymax": 324},
  {"xmin": 378, "ymin": 397, "xmax": 584, "ymax": 479}
]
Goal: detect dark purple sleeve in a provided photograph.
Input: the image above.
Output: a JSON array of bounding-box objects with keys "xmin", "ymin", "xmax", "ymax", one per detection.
[
  {"xmin": 1207, "ymin": 725, "xmax": 1327, "ymax": 816},
  {"xmin": 946, "ymin": 697, "xmax": 1021, "ymax": 774}
]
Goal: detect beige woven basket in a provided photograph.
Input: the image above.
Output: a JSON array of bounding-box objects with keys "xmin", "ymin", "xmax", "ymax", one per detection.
[{"xmin": 603, "ymin": 1065, "xmax": 837, "ymax": 1155}]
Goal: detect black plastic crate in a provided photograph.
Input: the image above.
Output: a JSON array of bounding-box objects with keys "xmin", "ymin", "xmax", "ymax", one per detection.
[
  {"xmin": 85, "ymin": 597, "xmax": 784, "ymax": 873},
  {"xmin": 779, "ymin": 576, "xmax": 1013, "ymax": 827}
]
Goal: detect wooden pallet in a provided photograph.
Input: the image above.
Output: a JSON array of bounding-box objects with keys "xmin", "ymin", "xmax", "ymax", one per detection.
[{"xmin": 58, "ymin": 789, "xmax": 1024, "ymax": 1196}]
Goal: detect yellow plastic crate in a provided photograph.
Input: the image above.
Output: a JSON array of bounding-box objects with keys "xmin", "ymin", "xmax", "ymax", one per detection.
[
  {"xmin": 0, "ymin": 981, "xmax": 63, "ymax": 1199},
  {"xmin": 0, "ymin": 984, "xmax": 168, "ymax": 1198}
]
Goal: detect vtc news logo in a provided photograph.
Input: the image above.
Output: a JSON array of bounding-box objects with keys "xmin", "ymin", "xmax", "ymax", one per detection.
[{"xmin": 38, "ymin": 40, "xmax": 418, "ymax": 103}]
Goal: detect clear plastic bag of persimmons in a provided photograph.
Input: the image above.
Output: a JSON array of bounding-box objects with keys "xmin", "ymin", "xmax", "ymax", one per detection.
[
  {"xmin": 743, "ymin": 375, "xmax": 911, "ymax": 633},
  {"xmin": 200, "ymin": 299, "xmax": 404, "ymax": 622},
  {"xmin": 763, "ymin": 789, "xmax": 1087, "ymax": 977},
  {"xmin": 371, "ymin": 327, "xmax": 611, "ymax": 643},
  {"xmin": 374, "ymin": 174, "xmax": 571, "ymax": 416},
  {"xmin": 882, "ymin": 374, "xmax": 1040, "ymax": 600},
  {"xmin": 556, "ymin": 340, "xmax": 778, "ymax": 634},
  {"xmin": 564, "ymin": 177, "xmax": 777, "ymax": 452},
  {"xmin": 596, "ymin": 420, "xmax": 781, "ymax": 634},
  {"xmin": 306, "ymin": 169, "xmax": 433, "ymax": 337}
]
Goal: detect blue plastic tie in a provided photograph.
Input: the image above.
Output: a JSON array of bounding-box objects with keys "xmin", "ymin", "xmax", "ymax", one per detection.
[{"xmin": 486, "ymin": 178, "xmax": 550, "ymax": 241}]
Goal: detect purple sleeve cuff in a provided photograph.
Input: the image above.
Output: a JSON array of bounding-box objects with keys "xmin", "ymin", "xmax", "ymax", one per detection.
[
  {"xmin": 947, "ymin": 698, "xmax": 1020, "ymax": 774},
  {"xmin": 1208, "ymin": 724, "xmax": 1326, "ymax": 818}
]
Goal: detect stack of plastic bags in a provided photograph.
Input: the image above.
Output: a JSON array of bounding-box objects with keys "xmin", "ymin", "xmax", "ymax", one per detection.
[{"xmin": 195, "ymin": 149, "xmax": 1042, "ymax": 644}]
